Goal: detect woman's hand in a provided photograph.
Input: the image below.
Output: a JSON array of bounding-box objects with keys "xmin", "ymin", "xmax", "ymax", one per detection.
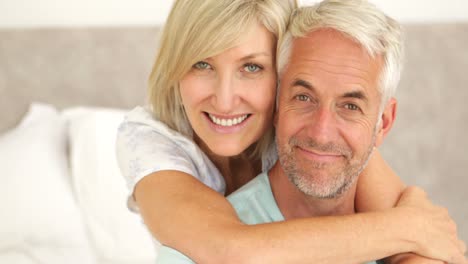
[{"xmin": 395, "ymin": 186, "xmax": 467, "ymax": 264}]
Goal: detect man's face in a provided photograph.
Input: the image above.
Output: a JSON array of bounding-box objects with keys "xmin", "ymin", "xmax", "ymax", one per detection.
[{"xmin": 276, "ymin": 29, "xmax": 391, "ymax": 199}]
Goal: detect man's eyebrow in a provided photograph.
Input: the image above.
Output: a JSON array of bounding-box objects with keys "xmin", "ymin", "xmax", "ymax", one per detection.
[
  {"xmin": 292, "ymin": 79, "xmax": 368, "ymax": 102},
  {"xmin": 292, "ymin": 78, "xmax": 314, "ymax": 90},
  {"xmin": 343, "ymin": 91, "xmax": 368, "ymax": 102}
]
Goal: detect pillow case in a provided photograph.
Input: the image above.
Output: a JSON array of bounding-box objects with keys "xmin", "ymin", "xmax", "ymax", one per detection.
[
  {"xmin": 0, "ymin": 103, "xmax": 94, "ymax": 263},
  {"xmin": 64, "ymin": 107, "xmax": 157, "ymax": 263}
]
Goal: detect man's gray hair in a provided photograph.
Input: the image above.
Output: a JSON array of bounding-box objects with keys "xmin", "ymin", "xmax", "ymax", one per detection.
[{"xmin": 278, "ymin": 0, "xmax": 404, "ymax": 109}]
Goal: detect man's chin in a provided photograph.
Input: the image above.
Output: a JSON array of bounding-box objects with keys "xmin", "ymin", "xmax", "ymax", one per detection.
[{"xmin": 290, "ymin": 168, "xmax": 351, "ymax": 197}]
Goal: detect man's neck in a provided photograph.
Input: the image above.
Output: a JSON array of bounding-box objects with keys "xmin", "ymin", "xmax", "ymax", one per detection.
[{"xmin": 268, "ymin": 162, "xmax": 358, "ymax": 220}]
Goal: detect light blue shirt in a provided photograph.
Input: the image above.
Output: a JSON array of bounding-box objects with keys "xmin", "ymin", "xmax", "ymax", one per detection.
[{"xmin": 156, "ymin": 172, "xmax": 378, "ymax": 264}]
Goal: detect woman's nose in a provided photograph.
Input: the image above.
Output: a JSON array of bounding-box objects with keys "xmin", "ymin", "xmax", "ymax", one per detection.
[{"xmin": 211, "ymin": 72, "xmax": 240, "ymax": 114}]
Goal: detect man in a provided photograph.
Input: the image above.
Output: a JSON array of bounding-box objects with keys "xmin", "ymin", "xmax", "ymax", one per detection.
[{"xmin": 156, "ymin": 0, "xmax": 466, "ymax": 263}]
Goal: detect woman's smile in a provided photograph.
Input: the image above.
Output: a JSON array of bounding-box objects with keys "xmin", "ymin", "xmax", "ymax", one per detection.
[{"xmin": 203, "ymin": 112, "xmax": 252, "ymax": 134}]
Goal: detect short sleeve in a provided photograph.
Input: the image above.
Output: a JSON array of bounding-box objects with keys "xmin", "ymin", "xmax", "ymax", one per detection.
[{"xmin": 116, "ymin": 107, "xmax": 226, "ymax": 212}]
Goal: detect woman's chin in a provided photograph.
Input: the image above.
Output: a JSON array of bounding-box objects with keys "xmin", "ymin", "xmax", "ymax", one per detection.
[
  {"xmin": 206, "ymin": 142, "xmax": 246, "ymax": 158},
  {"xmin": 212, "ymin": 148, "xmax": 244, "ymax": 158}
]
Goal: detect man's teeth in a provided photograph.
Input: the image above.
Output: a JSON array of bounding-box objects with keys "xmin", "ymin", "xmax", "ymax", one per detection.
[{"xmin": 208, "ymin": 114, "xmax": 248, "ymax": 127}]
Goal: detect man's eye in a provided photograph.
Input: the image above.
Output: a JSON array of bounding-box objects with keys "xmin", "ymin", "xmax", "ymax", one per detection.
[
  {"xmin": 193, "ymin": 61, "xmax": 211, "ymax": 70},
  {"xmin": 295, "ymin": 94, "xmax": 310, "ymax": 102},
  {"xmin": 243, "ymin": 63, "xmax": 262, "ymax": 73},
  {"xmin": 344, "ymin": 103, "xmax": 360, "ymax": 111}
]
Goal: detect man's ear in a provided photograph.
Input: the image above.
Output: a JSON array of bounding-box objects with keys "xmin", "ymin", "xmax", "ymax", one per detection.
[{"xmin": 375, "ymin": 97, "xmax": 397, "ymax": 147}]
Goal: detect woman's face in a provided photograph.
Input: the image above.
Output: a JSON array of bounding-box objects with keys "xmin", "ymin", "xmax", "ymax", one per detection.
[{"xmin": 180, "ymin": 23, "xmax": 277, "ymax": 157}]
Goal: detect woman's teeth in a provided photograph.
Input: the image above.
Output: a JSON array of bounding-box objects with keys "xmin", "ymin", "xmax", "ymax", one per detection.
[{"xmin": 208, "ymin": 114, "xmax": 249, "ymax": 127}]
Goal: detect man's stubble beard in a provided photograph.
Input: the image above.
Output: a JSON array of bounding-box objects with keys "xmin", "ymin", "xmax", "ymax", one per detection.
[{"xmin": 277, "ymin": 132, "xmax": 376, "ymax": 199}]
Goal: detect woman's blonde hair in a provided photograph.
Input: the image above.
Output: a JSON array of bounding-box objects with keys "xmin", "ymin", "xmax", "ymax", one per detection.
[{"xmin": 148, "ymin": 0, "xmax": 295, "ymax": 159}]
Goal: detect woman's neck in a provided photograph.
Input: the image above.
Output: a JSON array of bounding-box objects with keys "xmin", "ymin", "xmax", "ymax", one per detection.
[{"xmin": 195, "ymin": 136, "xmax": 261, "ymax": 195}]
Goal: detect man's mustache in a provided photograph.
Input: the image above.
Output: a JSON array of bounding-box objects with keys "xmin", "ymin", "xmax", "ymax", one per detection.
[{"xmin": 288, "ymin": 137, "xmax": 352, "ymax": 159}]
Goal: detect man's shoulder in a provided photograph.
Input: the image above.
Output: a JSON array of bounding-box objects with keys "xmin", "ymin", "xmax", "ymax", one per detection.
[
  {"xmin": 227, "ymin": 172, "xmax": 284, "ymax": 224},
  {"xmin": 227, "ymin": 172, "xmax": 270, "ymax": 201},
  {"xmin": 156, "ymin": 245, "xmax": 194, "ymax": 264}
]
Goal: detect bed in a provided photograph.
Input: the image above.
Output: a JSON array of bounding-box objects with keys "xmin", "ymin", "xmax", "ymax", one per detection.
[{"xmin": 1, "ymin": 24, "xmax": 467, "ymax": 263}]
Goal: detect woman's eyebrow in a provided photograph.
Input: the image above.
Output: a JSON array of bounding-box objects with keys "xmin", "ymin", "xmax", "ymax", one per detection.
[{"xmin": 240, "ymin": 52, "xmax": 271, "ymax": 61}]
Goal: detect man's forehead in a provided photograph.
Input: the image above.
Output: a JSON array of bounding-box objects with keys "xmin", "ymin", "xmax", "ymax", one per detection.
[
  {"xmin": 281, "ymin": 29, "xmax": 384, "ymax": 99},
  {"xmin": 291, "ymin": 29, "xmax": 369, "ymax": 59},
  {"xmin": 287, "ymin": 29, "xmax": 383, "ymax": 74}
]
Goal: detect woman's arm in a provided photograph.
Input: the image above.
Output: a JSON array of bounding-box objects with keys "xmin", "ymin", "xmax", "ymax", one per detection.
[
  {"xmin": 356, "ymin": 149, "xmax": 466, "ymax": 264},
  {"xmin": 135, "ymin": 170, "xmax": 465, "ymax": 264}
]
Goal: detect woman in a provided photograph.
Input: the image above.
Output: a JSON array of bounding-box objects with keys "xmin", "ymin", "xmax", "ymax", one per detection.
[{"xmin": 116, "ymin": 0, "xmax": 465, "ymax": 263}]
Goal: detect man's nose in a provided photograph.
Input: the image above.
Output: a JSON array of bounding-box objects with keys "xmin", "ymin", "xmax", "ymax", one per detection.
[
  {"xmin": 211, "ymin": 72, "xmax": 240, "ymax": 114},
  {"xmin": 305, "ymin": 106, "xmax": 337, "ymax": 144}
]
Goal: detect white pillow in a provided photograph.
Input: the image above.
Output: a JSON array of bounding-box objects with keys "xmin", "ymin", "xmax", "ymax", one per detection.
[
  {"xmin": 0, "ymin": 103, "xmax": 94, "ymax": 262},
  {"xmin": 64, "ymin": 107, "xmax": 158, "ymax": 263}
]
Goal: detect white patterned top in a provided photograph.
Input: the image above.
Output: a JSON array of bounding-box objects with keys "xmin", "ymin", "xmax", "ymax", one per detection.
[{"xmin": 116, "ymin": 106, "xmax": 277, "ymax": 212}]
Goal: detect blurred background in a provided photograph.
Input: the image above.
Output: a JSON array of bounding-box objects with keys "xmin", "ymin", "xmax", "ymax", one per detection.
[{"xmin": 0, "ymin": 1, "xmax": 467, "ymax": 263}]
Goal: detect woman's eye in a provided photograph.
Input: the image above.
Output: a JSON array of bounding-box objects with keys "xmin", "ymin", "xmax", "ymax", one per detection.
[
  {"xmin": 244, "ymin": 63, "xmax": 262, "ymax": 73},
  {"xmin": 193, "ymin": 61, "xmax": 211, "ymax": 70},
  {"xmin": 295, "ymin": 94, "xmax": 310, "ymax": 102}
]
